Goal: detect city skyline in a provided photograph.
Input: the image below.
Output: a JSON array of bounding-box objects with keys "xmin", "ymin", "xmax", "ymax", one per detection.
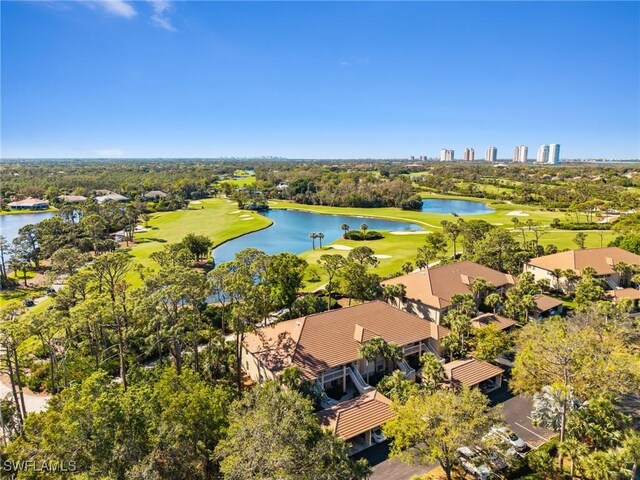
[{"xmin": 2, "ymin": 1, "xmax": 639, "ymax": 159}]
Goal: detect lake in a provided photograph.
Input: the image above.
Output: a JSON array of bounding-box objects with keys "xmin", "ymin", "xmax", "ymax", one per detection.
[
  {"xmin": 0, "ymin": 212, "xmax": 55, "ymax": 243},
  {"xmin": 421, "ymin": 198, "xmax": 494, "ymax": 215},
  {"xmin": 212, "ymin": 209, "xmax": 422, "ymax": 264}
]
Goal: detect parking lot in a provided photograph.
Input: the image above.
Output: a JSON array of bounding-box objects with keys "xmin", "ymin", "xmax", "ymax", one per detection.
[{"xmin": 500, "ymin": 394, "xmax": 555, "ymax": 448}]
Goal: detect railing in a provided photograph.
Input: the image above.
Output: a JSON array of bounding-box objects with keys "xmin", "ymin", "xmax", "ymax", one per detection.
[
  {"xmin": 314, "ymin": 379, "xmax": 339, "ymax": 409},
  {"xmin": 403, "ymin": 343, "xmax": 421, "ymax": 356},
  {"xmin": 320, "ymin": 368, "xmax": 346, "ymax": 384},
  {"xmin": 347, "ymin": 367, "xmax": 374, "ymax": 394},
  {"xmin": 421, "ymin": 342, "xmax": 445, "ymax": 363},
  {"xmin": 396, "ymin": 358, "xmax": 416, "ymax": 380},
  {"xmin": 605, "ymin": 277, "xmax": 620, "ymax": 290}
]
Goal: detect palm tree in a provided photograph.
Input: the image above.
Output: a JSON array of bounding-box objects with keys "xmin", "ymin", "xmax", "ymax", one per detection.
[
  {"xmin": 401, "ymin": 261, "xmax": 414, "ymax": 274},
  {"xmin": 341, "ymin": 224, "xmax": 350, "ymax": 238},
  {"xmin": 358, "ymin": 337, "xmax": 403, "ymax": 382},
  {"xmin": 317, "ymin": 232, "xmax": 325, "ymax": 249},
  {"xmin": 419, "ymin": 352, "xmax": 444, "ymax": 392},
  {"xmin": 484, "ymin": 293, "xmax": 503, "ymax": 313},
  {"xmin": 359, "ymin": 337, "xmax": 386, "ymax": 382},
  {"xmin": 470, "ymin": 278, "xmax": 494, "ymax": 309},
  {"xmin": 550, "ymin": 268, "xmax": 564, "ymax": 292},
  {"xmin": 360, "ymin": 223, "xmax": 368, "ymax": 236},
  {"xmin": 309, "ymin": 232, "xmax": 317, "ymax": 250},
  {"xmin": 559, "ymin": 438, "xmax": 587, "ymax": 479}
]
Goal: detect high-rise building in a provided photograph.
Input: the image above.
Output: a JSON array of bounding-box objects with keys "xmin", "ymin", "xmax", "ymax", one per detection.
[
  {"xmin": 514, "ymin": 145, "xmax": 528, "ymax": 163},
  {"xmin": 440, "ymin": 149, "xmax": 454, "ymax": 161},
  {"xmin": 549, "ymin": 144, "xmax": 560, "ymax": 164},
  {"xmin": 485, "ymin": 146, "xmax": 497, "ymax": 162},
  {"xmin": 464, "ymin": 148, "xmax": 475, "ymax": 161},
  {"xmin": 536, "ymin": 144, "xmax": 550, "ymax": 164}
]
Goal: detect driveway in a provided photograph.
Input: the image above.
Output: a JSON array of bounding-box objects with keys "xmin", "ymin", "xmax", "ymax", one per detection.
[
  {"xmin": 352, "ymin": 441, "xmax": 436, "ymax": 480},
  {"xmin": 500, "ymin": 394, "xmax": 555, "ymax": 448}
]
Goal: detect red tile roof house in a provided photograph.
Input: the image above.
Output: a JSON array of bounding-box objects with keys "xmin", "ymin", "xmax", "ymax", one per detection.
[
  {"xmin": 381, "ymin": 261, "xmax": 517, "ymax": 324},
  {"xmin": 524, "ymin": 247, "xmax": 640, "ymax": 293},
  {"xmin": 242, "ymin": 301, "xmax": 450, "ymax": 452}
]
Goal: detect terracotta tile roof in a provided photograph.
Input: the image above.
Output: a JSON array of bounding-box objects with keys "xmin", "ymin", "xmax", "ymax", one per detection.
[
  {"xmin": 57, "ymin": 195, "xmax": 87, "ymax": 203},
  {"xmin": 8, "ymin": 197, "xmax": 49, "ymax": 207},
  {"xmin": 471, "ymin": 313, "xmax": 517, "ymax": 331},
  {"xmin": 444, "ymin": 358, "xmax": 504, "ymax": 388},
  {"xmin": 243, "ymin": 301, "xmax": 448, "ymax": 379},
  {"xmin": 317, "ymin": 391, "xmax": 395, "ymax": 440},
  {"xmin": 606, "ymin": 288, "xmax": 640, "ymax": 301},
  {"xmin": 526, "ymin": 247, "xmax": 640, "ymax": 276},
  {"xmin": 533, "ymin": 294, "xmax": 563, "ymax": 313},
  {"xmin": 382, "ymin": 261, "xmax": 516, "ymax": 310}
]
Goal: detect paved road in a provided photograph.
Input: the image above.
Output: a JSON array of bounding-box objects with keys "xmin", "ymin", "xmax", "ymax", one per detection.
[
  {"xmin": 0, "ymin": 375, "xmax": 50, "ymax": 413},
  {"xmin": 353, "ymin": 441, "xmax": 436, "ymax": 480}
]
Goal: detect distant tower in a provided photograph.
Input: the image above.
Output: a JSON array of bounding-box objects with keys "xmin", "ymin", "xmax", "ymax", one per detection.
[
  {"xmin": 485, "ymin": 146, "xmax": 497, "ymax": 162},
  {"xmin": 440, "ymin": 149, "xmax": 454, "ymax": 161},
  {"xmin": 464, "ymin": 148, "xmax": 475, "ymax": 161},
  {"xmin": 536, "ymin": 144, "xmax": 550, "ymax": 164},
  {"xmin": 514, "ymin": 145, "xmax": 528, "ymax": 163},
  {"xmin": 549, "ymin": 144, "xmax": 560, "ymax": 164}
]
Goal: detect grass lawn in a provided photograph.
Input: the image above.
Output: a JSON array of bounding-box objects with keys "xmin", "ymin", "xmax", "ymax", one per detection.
[
  {"xmin": 219, "ymin": 174, "xmax": 256, "ymax": 187},
  {"xmin": 125, "ymin": 198, "xmax": 271, "ymax": 285},
  {"xmin": 0, "ymin": 207, "xmax": 58, "ymax": 216},
  {"xmin": 0, "ymin": 285, "xmax": 47, "ymax": 308}
]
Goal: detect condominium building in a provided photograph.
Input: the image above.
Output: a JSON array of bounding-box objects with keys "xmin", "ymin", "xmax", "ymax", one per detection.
[
  {"xmin": 513, "ymin": 145, "xmax": 528, "ymax": 163},
  {"xmin": 440, "ymin": 148, "xmax": 454, "ymax": 161},
  {"xmin": 549, "ymin": 144, "xmax": 561, "ymax": 164},
  {"xmin": 485, "ymin": 146, "xmax": 497, "ymax": 162},
  {"xmin": 464, "ymin": 148, "xmax": 475, "ymax": 161},
  {"xmin": 536, "ymin": 144, "xmax": 550, "ymax": 163}
]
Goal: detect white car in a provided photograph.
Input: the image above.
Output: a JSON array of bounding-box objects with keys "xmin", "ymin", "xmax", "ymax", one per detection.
[
  {"xmin": 490, "ymin": 426, "xmax": 527, "ymax": 452},
  {"xmin": 457, "ymin": 446, "xmax": 492, "ymax": 480},
  {"xmin": 371, "ymin": 428, "xmax": 386, "ymax": 443}
]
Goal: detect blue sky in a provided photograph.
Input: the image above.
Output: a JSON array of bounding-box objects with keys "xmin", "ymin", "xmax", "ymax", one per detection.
[{"xmin": 2, "ymin": 1, "xmax": 639, "ymax": 159}]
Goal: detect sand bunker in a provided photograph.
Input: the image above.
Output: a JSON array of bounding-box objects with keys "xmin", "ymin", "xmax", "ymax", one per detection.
[
  {"xmin": 506, "ymin": 210, "xmax": 529, "ymax": 217},
  {"xmin": 374, "ymin": 254, "xmax": 392, "ymax": 259},
  {"xmin": 239, "ymin": 214, "xmax": 252, "ymax": 218},
  {"xmin": 241, "ymin": 218, "xmax": 254, "ymax": 221},
  {"xmin": 330, "ymin": 245, "xmax": 353, "ymax": 251},
  {"xmin": 190, "ymin": 201, "xmax": 202, "ymax": 205},
  {"xmin": 389, "ymin": 231, "xmax": 429, "ymax": 235},
  {"xmin": 229, "ymin": 210, "xmax": 242, "ymax": 214},
  {"xmin": 492, "ymin": 223, "xmax": 504, "ymax": 226}
]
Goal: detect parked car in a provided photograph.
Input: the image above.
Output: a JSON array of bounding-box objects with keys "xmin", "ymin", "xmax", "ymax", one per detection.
[
  {"xmin": 371, "ymin": 428, "xmax": 386, "ymax": 443},
  {"xmin": 46, "ymin": 288, "xmax": 56, "ymax": 296},
  {"xmin": 490, "ymin": 426, "xmax": 527, "ymax": 453},
  {"xmin": 457, "ymin": 446, "xmax": 492, "ymax": 479},
  {"xmin": 23, "ymin": 299, "xmax": 35, "ymax": 307}
]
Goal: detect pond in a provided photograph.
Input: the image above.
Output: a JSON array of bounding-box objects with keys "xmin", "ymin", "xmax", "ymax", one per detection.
[
  {"xmin": 0, "ymin": 212, "xmax": 55, "ymax": 243},
  {"xmin": 421, "ymin": 198, "xmax": 494, "ymax": 215},
  {"xmin": 212, "ymin": 209, "xmax": 422, "ymax": 264}
]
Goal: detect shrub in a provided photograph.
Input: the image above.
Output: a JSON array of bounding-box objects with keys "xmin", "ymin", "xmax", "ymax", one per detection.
[
  {"xmin": 400, "ymin": 194, "xmax": 424, "ymax": 210},
  {"xmin": 344, "ymin": 230, "xmax": 383, "ymax": 241}
]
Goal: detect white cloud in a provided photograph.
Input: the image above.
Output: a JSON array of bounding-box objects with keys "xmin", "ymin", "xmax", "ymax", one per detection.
[
  {"xmin": 83, "ymin": 0, "xmax": 137, "ymax": 19},
  {"xmin": 92, "ymin": 148, "xmax": 125, "ymax": 157},
  {"xmin": 147, "ymin": 0, "xmax": 176, "ymax": 32}
]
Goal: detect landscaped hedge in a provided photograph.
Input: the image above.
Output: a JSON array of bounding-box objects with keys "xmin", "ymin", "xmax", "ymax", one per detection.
[
  {"xmin": 551, "ymin": 221, "xmax": 611, "ymax": 230},
  {"xmin": 344, "ymin": 230, "xmax": 384, "ymax": 241}
]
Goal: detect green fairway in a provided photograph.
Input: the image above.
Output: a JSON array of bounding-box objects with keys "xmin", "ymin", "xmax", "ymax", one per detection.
[
  {"xmin": 219, "ymin": 174, "xmax": 256, "ymax": 187},
  {"xmin": 266, "ymin": 197, "xmax": 617, "ymax": 290},
  {"xmin": 126, "ymin": 198, "xmax": 271, "ymax": 284}
]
